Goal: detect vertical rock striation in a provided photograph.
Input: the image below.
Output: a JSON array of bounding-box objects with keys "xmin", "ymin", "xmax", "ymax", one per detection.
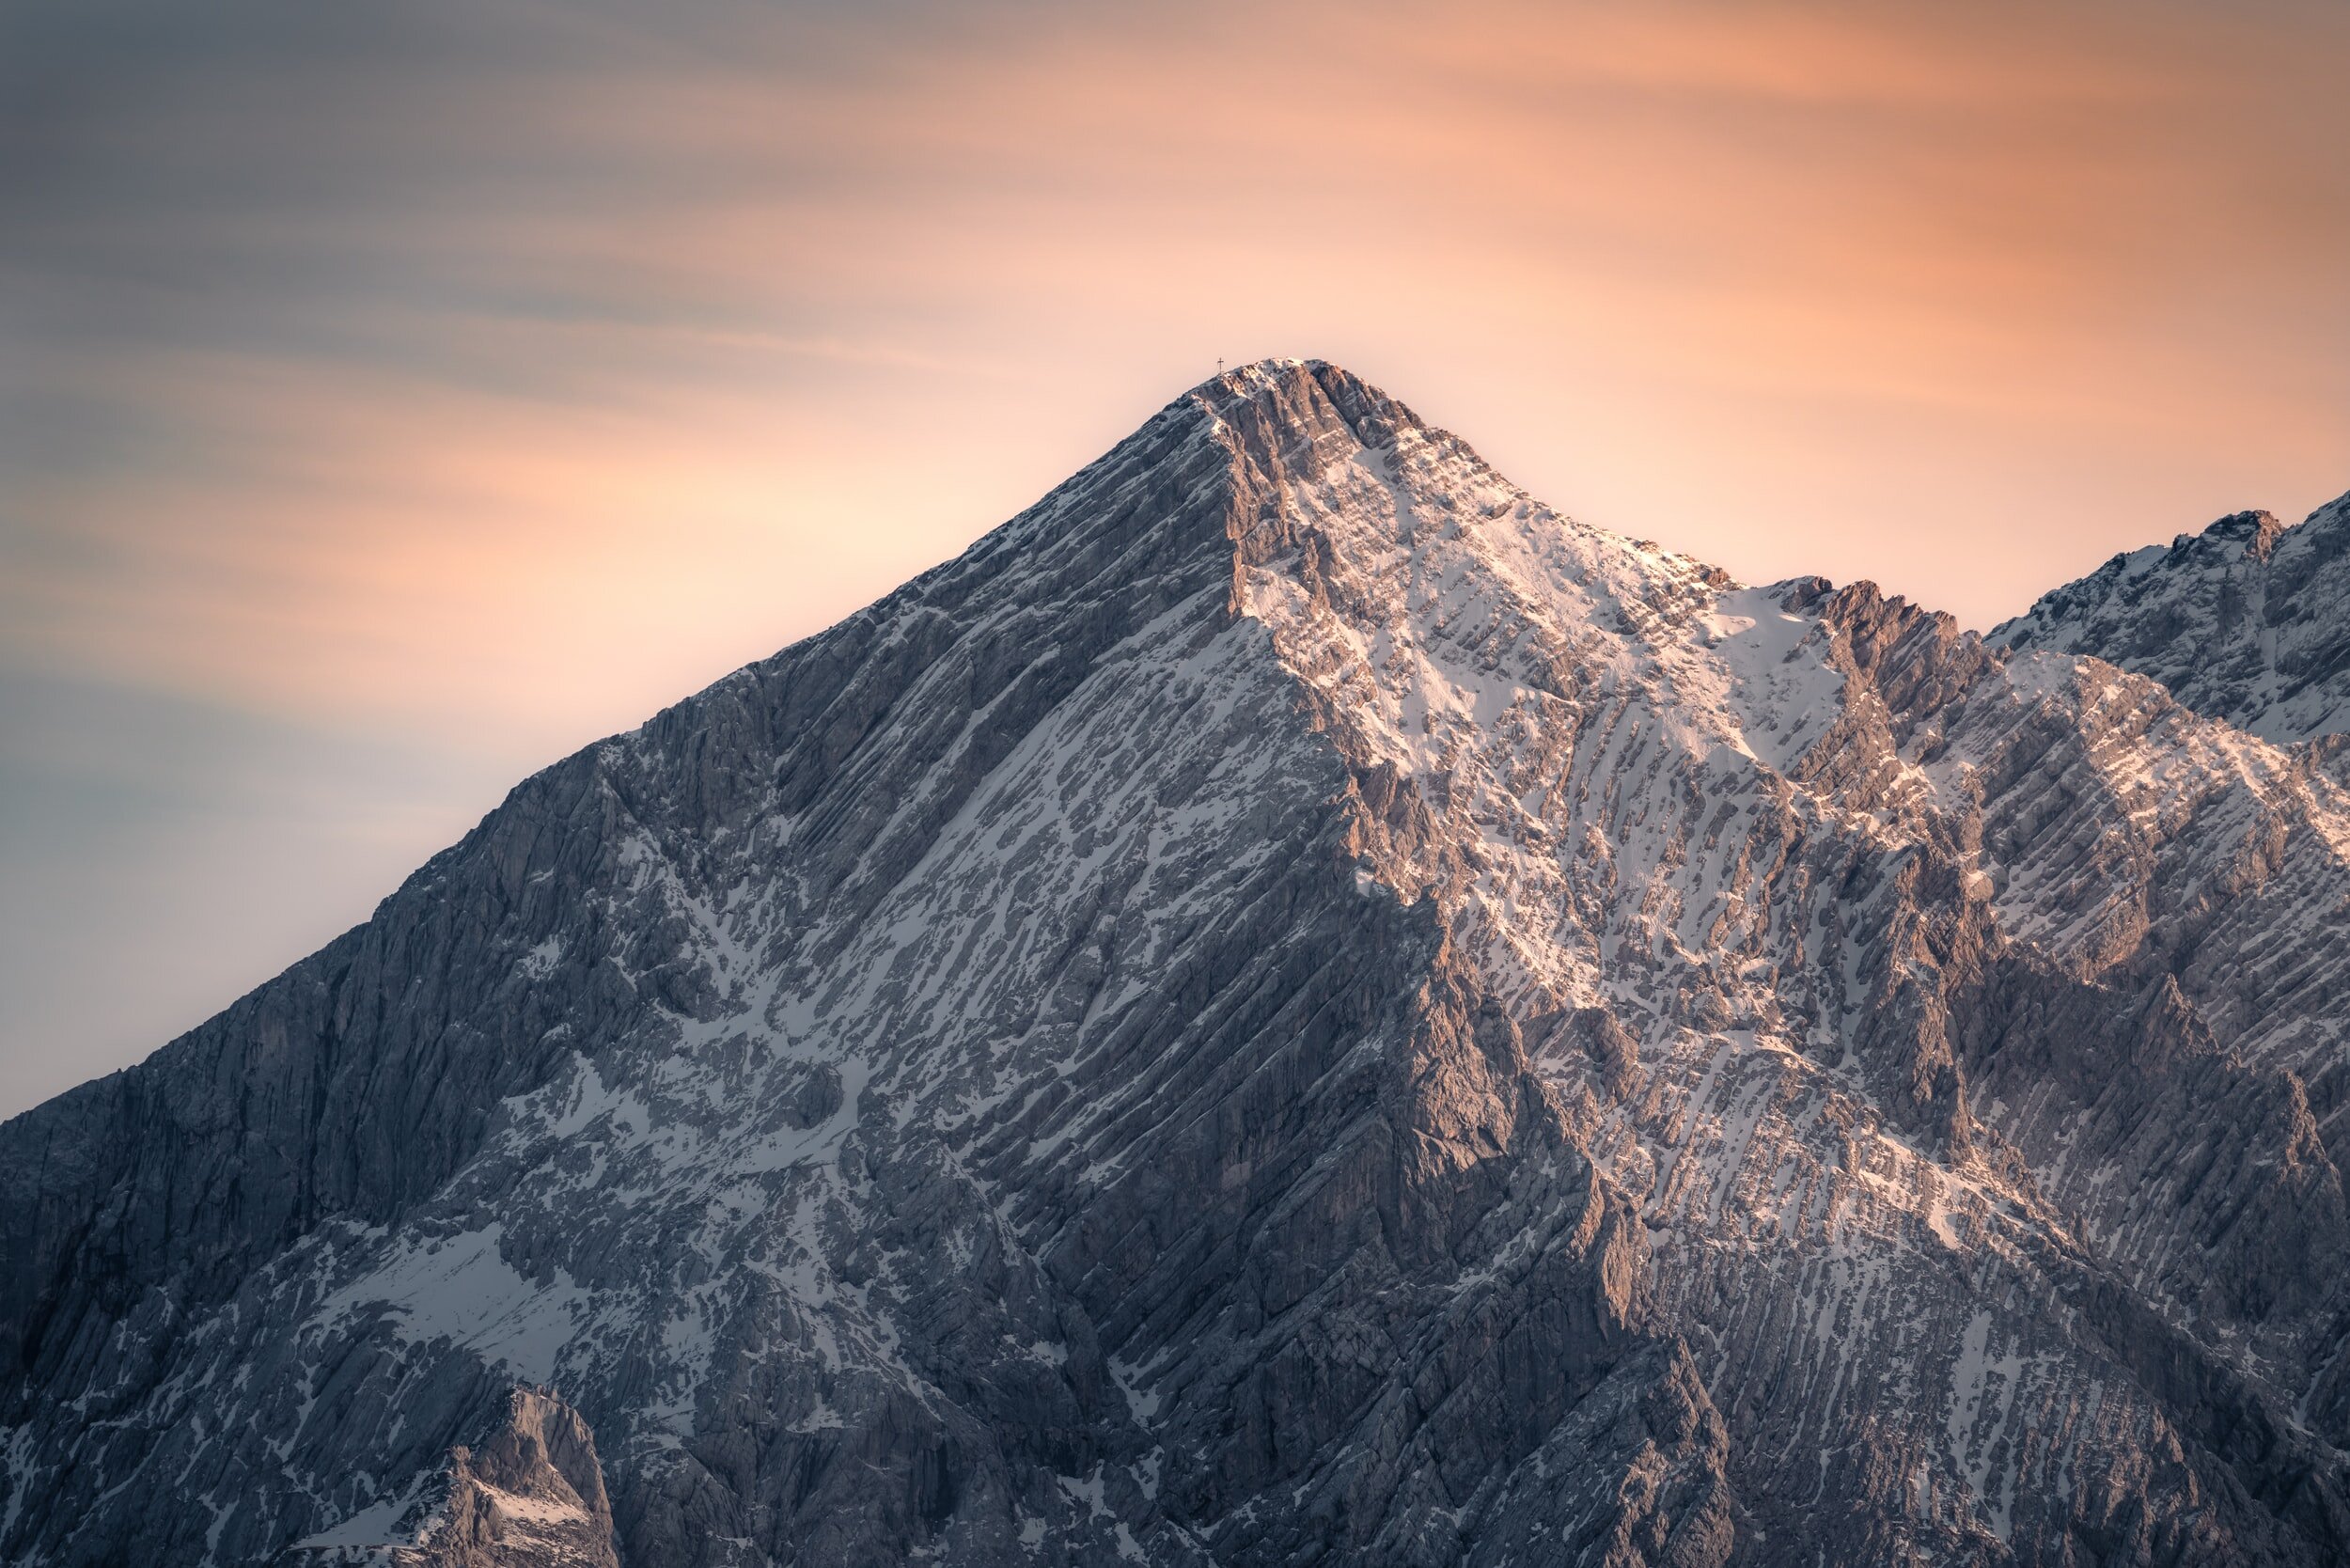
[
  {"xmin": 1993, "ymin": 494, "xmax": 2350, "ymax": 742},
  {"xmin": 284, "ymin": 1385, "xmax": 620, "ymax": 1567},
  {"xmin": 1, "ymin": 360, "xmax": 2345, "ymax": 1566}
]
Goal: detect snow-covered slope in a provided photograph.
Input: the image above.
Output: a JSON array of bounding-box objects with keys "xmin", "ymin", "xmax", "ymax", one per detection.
[
  {"xmin": 1992, "ymin": 494, "xmax": 2350, "ymax": 742},
  {"xmin": 4, "ymin": 362, "xmax": 2348, "ymax": 1566}
]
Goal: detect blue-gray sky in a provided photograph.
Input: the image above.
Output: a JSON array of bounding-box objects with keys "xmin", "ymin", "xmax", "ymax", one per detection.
[{"xmin": 5, "ymin": 0, "xmax": 2348, "ymax": 1113}]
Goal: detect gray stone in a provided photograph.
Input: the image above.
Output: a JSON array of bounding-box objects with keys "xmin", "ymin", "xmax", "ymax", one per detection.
[
  {"xmin": 2, "ymin": 360, "xmax": 2346, "ymax": 1567},
  {"xmin": 282, "ymin": 1386, "xmax": 620, "ymax": 1567}
]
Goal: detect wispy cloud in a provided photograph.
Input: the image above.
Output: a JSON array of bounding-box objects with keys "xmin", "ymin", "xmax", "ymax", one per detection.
[{"xmin": 4, "ymin": 0, "xmax": 2347, "ymax": 1109}]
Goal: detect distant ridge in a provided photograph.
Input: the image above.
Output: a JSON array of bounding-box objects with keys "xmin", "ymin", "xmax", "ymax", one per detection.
[{"xmin": 1993, "ymin": 490, "xmax": 2350, "ymax": 742}]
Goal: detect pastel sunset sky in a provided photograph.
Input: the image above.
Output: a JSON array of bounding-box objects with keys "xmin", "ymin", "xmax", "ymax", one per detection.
[{"xmin": 4, "ymin": 0, "xmax": 2346, "ymax": 1111}]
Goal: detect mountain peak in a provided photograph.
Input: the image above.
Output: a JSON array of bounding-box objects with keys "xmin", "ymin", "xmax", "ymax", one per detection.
[
  {"xmin": 2198, "ymin": 507, "xmax": 2288, "ymax": 560},
  {"xmin": 1190, "ymin": 354, "xmax": 1353, "ymax": 398},
  {"xmin": 1194, "ymin": 353, "xmax": 1323, "ymax": 391},
  {"xmin": 13, "ymin": 363, "xmax": 2350, "ymax": 1568},
  {"xmin": 1185, "ymin": 357, "xmax": 1426, "ymax": 457},
  {"xmin": 1992, "ymin": 487, "xmax": 2350, "ymax": 741}
]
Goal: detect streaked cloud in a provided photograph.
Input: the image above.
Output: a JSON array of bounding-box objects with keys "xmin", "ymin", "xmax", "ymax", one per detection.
[{"xmin": 4, "ymin": 0, "xmax": 2347, "ymax": 1110}]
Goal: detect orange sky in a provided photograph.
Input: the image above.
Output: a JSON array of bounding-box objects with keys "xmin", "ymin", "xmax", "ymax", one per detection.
[{"xmin": 4, "ymin": 0, "xmax": 2348, "ymax": 1109}]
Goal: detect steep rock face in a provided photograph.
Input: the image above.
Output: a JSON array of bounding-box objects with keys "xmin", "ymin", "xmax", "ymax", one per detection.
[
  {"xmin": 286, "ymin": 1386, "xmax": 620, "ymax": 1567},
  {"xmin": 1, "ymin": 360, "xmax": 2346, "ymax": 1567},
  {"xmin": 0, "ymin": 363, "xmax": 1730, "ymax": 1568},
  {"xmin": 1992, "ymin": 494, "xmax": 2350, "ymax": 741},
  {"xmin": 1209, "ymin": 380, "xmax": 2350, "ymax": 1564}
]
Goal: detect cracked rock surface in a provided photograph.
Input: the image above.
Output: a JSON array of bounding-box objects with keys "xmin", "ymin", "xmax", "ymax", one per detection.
[
  {"xmin": 283, "ymin": 1386, "xmax": 620, "ymax": 1567},
  {"xmin": 3, "ymin": 361, "xmax": 2347, "ymax": 1566},
  {"xmin": 1993, "ymin": 494, "xmax": 2350, "ymax": 743}
]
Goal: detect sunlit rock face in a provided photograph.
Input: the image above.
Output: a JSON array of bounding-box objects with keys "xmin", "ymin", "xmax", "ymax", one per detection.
[
  {"xmin": 4, "ymin": 360, "xmax": 2348, "ymax": 1567},
  {"xmin": 1993, "ymin": 493, "xmax": 2350, "ymax": 744},
  {"xmin": 284, "ymin": 1387, "xmax": 621, "ymax": 1568}
]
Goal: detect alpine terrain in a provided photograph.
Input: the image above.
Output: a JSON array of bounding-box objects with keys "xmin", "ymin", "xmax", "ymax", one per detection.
[
  {"xmin": 5, "ymin": 360, "xmax": 2349, "ymax": 1567},
  {"xmin": 1993, "ymin": 495, "xmax": 2350, "ymax": 745}
]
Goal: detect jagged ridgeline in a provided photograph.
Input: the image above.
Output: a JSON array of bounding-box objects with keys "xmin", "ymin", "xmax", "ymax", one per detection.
[
  {"xmin": 4, "ymin": 361, "xmax": 2348, "ymax": 1567},
  {"xmin": 1993, "ymin": 495, "xmax": 2350, "ymax": 744}
]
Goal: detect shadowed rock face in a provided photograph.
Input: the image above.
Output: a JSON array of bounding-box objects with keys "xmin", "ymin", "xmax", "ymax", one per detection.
[
  {"xmin": 3, "ymin": 361, "xmax": 2348, "ymax": 1567},
  {"xmin": 1993, "ymin": 494, "xmax": 2350, "ymax": 742}
]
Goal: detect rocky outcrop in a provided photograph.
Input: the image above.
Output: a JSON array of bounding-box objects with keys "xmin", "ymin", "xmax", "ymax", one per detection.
[
  {"xmin": 2, "ymin": 360, "xmax": 2346, "ymax": 1566},
  {"xmin": 285, "ymin": 1386, "xmax": 619, "ymax": 1567},
  {"xmin": 1992, "ymin": 493, "xmax": 2350, "ymax": 741}
]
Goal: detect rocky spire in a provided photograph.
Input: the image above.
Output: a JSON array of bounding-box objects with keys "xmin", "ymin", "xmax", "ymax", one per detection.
[{"xmin": 284, "ymin": 1388, "xmax": 619, "ymax": 1568}]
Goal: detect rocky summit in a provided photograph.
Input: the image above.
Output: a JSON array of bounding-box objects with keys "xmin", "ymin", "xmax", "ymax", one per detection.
[
  {"xmin": 1993, "ymin": 493, "xmax": 2350, "ymax": 744},
  {"xmin": 5, "ymin": 360, "xmax": 2350, "ymax": 1566}
]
